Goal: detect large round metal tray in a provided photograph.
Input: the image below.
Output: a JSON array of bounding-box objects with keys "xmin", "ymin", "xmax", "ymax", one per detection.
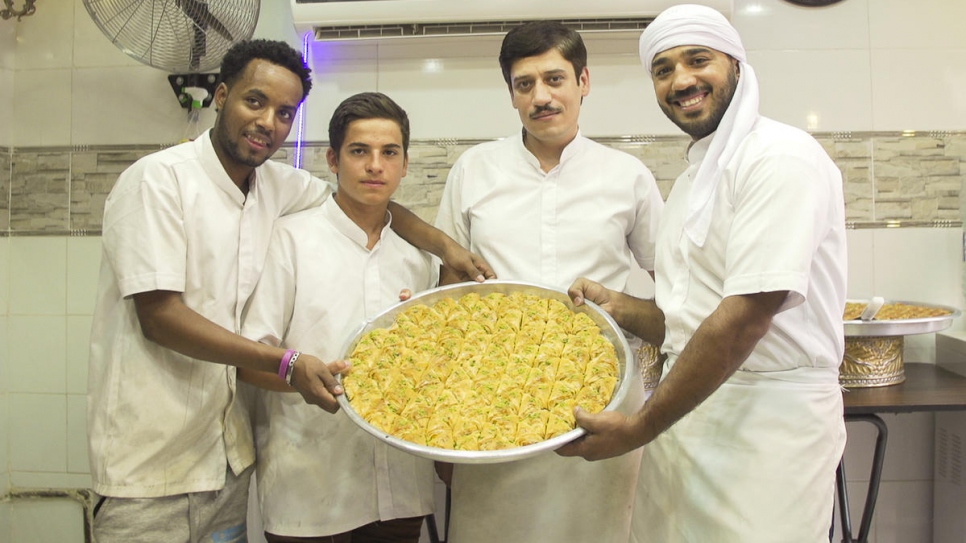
[
  {"xmin": 844, "ymin": 299, "xmax": 961, "ymax": 337},
  {"xmin": 336, "ymin": 280, "xmax": 633, "ymax": 464}
]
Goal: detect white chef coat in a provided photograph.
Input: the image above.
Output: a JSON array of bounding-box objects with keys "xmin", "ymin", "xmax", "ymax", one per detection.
[
  {"xmin": 436, "ymin": 130, "xmax": 662, "ymax": 290},
  {"xmin": 242, "ymin": 197, "xmax": 438, "ymax": 537},
  {"xmin": 87, "ymin": 131, "xmax": 330, "ymax": 498},
  {"xmin": 435, "ymin": 130, "xmax": 663, "ymax": 543},
  {"xmin": 634, "ymin": 117, "xmax": 847, "ymax": 542}
]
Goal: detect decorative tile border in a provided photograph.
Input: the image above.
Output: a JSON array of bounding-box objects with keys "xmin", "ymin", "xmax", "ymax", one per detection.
[{"xmin": 1, "ymin": 131, "xmax": 963, "ymax": 237}]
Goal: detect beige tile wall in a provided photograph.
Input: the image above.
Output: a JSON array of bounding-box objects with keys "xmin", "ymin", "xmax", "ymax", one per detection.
[{"xmin": 3, "ymin": 131, "xmax": 964, "ymax": 236}]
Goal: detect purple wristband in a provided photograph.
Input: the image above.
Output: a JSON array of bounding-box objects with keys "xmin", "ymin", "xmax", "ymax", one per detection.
[{"xmin": 279, "ymin": 349, "xmax": 296, "ymax": 380}]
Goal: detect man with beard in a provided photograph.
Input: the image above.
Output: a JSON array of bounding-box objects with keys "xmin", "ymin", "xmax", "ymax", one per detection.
[
  {"xmin": 87, "ymin": 40, "xmax": 492, "ymax": 543},
  {"xmin": 433, "ymin": 20, "xmax": 664, "ymax": 543},
  {"xmin": 561, "ymin": 5, "xmax": 847, "ymax": 542}
]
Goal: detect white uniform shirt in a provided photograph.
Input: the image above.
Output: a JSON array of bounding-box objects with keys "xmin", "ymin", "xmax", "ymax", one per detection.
[
  {"xmin": 87, "ymin": 131, "xmax": 330, "ymax": 498},
  {"xmin": 436, "ymin": 131, "xmax": 663, "ymax": 290},
  {"xmin": 242, "ymin": 197, "xmax": 438, "ymax": 537},
  {"xmin": 434, "ymin": 131, "xmax": 663, "ymax": 543},
  {"xmin": 636, "ymin": 118, "xmax": 848, "ymax": 542},
  {"xmin": 657, "ymin": 117, "xmax": 847, "ymax": 379}
]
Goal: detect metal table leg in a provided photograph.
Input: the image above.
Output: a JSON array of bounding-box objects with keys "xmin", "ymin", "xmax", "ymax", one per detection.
[{"xmin": 837, "ymin": 414, "xmax": 888, "ymax": 543}]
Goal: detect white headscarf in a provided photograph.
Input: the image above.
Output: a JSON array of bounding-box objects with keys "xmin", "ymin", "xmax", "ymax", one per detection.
[{"xmin": 639, "ymin": 4, "xmax": 760, "ymax": 247}]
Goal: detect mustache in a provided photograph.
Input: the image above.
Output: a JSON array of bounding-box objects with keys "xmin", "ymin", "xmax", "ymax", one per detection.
[
  {"xmin": 530, "ymin": 104, "xmax": 562, "ymax": 118},
  {"xmin": 669, "ymin": 85, "xmax": 711, "ymax": 101}
]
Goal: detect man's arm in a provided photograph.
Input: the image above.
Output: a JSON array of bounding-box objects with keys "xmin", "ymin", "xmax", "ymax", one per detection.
[
  {"xmin": 558, "ymin": 289, "xmax": 787, "ymax": 460},
  {"xmin": 568, "ymin": 276, "xmax": 665, "ymax": 348},
  {"xmin": 386, "ymin": 201, "xmax": 495, "ymax": 282},
  {"xmin": 133, "ymin": 290, "xmax": 348, "ymax": 412}
]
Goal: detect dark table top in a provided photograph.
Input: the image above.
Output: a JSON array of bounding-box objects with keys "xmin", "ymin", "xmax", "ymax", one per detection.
[{"xmin": 843, "ymin": 362, "xmax": 966, "ymax": 414}]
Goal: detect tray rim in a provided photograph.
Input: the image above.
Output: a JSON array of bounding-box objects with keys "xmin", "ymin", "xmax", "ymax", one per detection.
[
  {"xmin": 844, "ymin": 298, "xmax": 961, "ymax": 337},
  {"xmin": 335, "ymin": 279, "xmax": 633, "ymax": 464}
]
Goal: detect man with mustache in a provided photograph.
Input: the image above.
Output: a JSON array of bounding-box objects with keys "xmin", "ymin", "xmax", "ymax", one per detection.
[
  {"xmin": 433, "ymin": 20, "xmax": 664, "ymax": 543},
  {"xmin": 88, "ymin": 40, "xmax": 492, "ymax": 543},
  {"xmin": 561, "ymin": 5, "xmax": 847, "ymax": 542}
]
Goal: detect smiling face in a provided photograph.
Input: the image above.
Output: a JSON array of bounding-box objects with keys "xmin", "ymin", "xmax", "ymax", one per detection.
[
  {"xmin": 210, "ymin": 58, "xmax": 303, "ymax": 187},
  {"xmin": 650, "ymin": 45, "xmax": 739, "ymax": 140},
  {"xmin": 509, "ymin": 48, "xmax": 589, "ymax": 150},
  {"xmin": 327, "ymin": 117, "xmax": 408, "ymax": 213}
]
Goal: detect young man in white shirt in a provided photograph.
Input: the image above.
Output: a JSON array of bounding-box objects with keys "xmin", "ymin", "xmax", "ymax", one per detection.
[
  {"xmin": 433, "ymin": 21, "xmax": 664, "ymax": 543},
  {"xmin": 240, "ymin": 92, "xmax": 437, "ymax": 543},
  {"xmin": 88, "ymin": 41, "xmax": 490, "ymax": 543}
]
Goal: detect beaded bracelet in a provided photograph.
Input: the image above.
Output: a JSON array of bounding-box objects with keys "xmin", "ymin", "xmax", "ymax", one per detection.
[
  {"xmin": 278, "ymin": 349, "xmax": 296, "ymax": 380},
  {"xmin": 284, "ymin": 351, "xmax": 301, "ymax": 386}
]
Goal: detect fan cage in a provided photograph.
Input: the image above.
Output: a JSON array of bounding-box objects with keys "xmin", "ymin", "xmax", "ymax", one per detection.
[{"xmin": 83, "ymin": 0, "xmax": 260, "ymax": 73}]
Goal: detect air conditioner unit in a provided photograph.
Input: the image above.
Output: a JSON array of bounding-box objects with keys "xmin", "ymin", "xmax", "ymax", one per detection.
[{"xmin": 291, "ymin": 0, "xmax": 733, "ymax": 41}]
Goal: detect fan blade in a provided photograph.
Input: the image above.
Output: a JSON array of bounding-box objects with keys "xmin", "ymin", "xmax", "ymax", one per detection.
[{"xmin": 175, "ymin": 0, "xmax": 236, "ymax": 42}]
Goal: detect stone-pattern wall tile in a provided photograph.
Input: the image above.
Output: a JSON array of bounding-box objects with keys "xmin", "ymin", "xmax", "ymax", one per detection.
[
  {"xmin": 10, "ymin": 152, "xmax": 69, "ymax": 232},
  {"xmin": 818, "ymin": 136, "xmax": 874, "ymax": 222},
  {"xmin": 0, "ymin": 147, "xmax": 10, "ymax": 230},
  {"xmin": 4, "ymin": 132, "xmax": 965, "ymax": 234},
  {"xmin": 873, "ymin": 135, "xmax": 963, "ymax": 222},
  {"xmin": 70, "ymin": 150, "xmax": 154, "ymax": 232},
  {"xmin": 610, "ymin": 140, "xmax": 690, "ymax": 201}
]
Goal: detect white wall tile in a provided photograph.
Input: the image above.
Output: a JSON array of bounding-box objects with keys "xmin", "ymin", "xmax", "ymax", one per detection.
[
  {"xmin": 66, "ymin": 394, "xmax": 87, "ymax": 474},
  {"xmin": 8, "ymin": 393, "xmax": 66, "ymax": 473},
  {"xmin": 846, "ymin": 229, "xmax": 875, "ymax": 300},
  {"xmin": 870, "ymin": 49, "xmax": 966, "ymax": 131},
  {"xmin": 65, "ymin": 237, "xmax": 100, "ymax": 316},
  {"xmin": 579, "ymin": 54, "xmax": 680, "ymax": 137},
  {"xmin": 750, "ymin": 50, "xmax": 873, "ymax": 132},
  {"xmin": 0, "ymin": 316, "xmax": 7, "ymax": 393},
  {"xmin": 10, "ymin": 498, "xmax": 85, "ymax": 543},
  {"xmin": 734, "ymin": 0, "xmax": 871, "ymax": 51},
  {"xmin": 7, "ymin": 316, "xmax": 66, "ymax": 394},
  {"xmin": 872, "ymin": 229, "xmax": 964, "ymax": 307},
  {"xmin": 300, "ymin": 57, "xmax": 379, "ymax": 143},
  {"xmin": 878, "ymin": 413, "xmax": 935, "ymax": 482},
  {"xmin": 873, "ymin": 481, "xmax": 933, "ymax": 543},
  {"xmin": 9, "ymin": 237, "xmax": 66, "ymax": 316},
  {"xmin": 0, "ymin": 391, "xmax": 8, "ymax": 494},
  {"xmin": 71, "ymin": 66, "xmax": 206, "ymax": 146},
  {"xmin": 12, "ymin": 0, "xmax": 74, "ymax": 70},
  {"xmin": 71, "ymin": 0, "xmax": 143, "ymax": 69},
  {"xmin": 0, "ymin": 67, "xmax": 12, "ymax": 147},
  {"xmin": 65, "ymin": 316, "xmax": 90, "ymax": 396},
  {"xmin": 0, "ymin": 502, "xmax": 8, "ymax": 543},
  {"xmin": 869, "ymin": 0, "xmax": 966, "ymax": 50},
  {"xmin": 8, "ymin": 472, "xmax": 91, "ymax": 490},
  {"xmin": 12, "ymin": 68, "xmax": 72, "ymax": 147},
  {"xmin": 0, "ymin": 237, "xmax": 8, "ymax": 315},
  {"xmin": 0, "ymin": 17, "xmax": 14, "ymax": 69},
  {"xmin": 377, "ymin": 56, "xmax": 518, "ymax": 140}
]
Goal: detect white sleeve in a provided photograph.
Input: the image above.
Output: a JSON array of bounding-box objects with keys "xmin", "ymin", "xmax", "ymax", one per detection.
[
  {"xmin": 240, "ymin": 223, "xmax": 298, "ymax": 348},
  {"xmin": 103, "ymin": 160, "xmax": 187, "ymax": 298},
  {"xmin": 433, "ymin": 158, "xmax": 472, "ymax": 249},
  {"xmin": 626, "ymin": 164, "xmax": 664, "ymax": 272},
  {"xmin": 723, "ymin": 151, "xmax": 832, "ymax": 310}
]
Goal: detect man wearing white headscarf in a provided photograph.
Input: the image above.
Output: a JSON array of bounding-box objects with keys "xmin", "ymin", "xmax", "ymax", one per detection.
[{"xmin": 561, "ymin": 5, "xmax": 847, "ymax": 542}]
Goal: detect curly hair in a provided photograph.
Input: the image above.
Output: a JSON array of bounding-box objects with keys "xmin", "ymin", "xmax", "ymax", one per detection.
[
  {"xmin": 499, "ymin": 21, "xmax": 587, "ymax": 86},
  {"xmin": 328, "ymin": 92, "xmax": 410, "ymax": 155},
  {"xmin": 219, "ymin": 39, "xmax": 313, "ymax": 100}
]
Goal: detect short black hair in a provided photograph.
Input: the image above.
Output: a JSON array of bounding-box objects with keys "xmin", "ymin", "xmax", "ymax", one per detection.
[
  {"xmin": 499, "ymin": 21, "xmax": 587, "ymax": 86},
  {"xmin": 328, "ymin": 92, "xmax": 411, "ymax": 155},
  {"xmin": 220, "ymin": 39, "xmax": 313, "ymax": 101}
]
